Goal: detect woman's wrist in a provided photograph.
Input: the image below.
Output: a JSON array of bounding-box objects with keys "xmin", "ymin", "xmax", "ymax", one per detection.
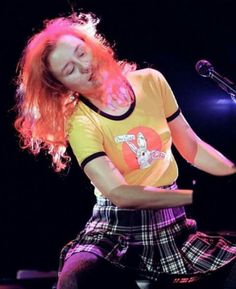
[{"xmin": 232, "ymin": 164, "xmax": 236, "ymax": 174}]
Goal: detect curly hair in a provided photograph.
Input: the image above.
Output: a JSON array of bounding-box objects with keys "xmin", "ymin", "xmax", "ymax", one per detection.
[{"xmin": 14, "ymin": 12, "xmax": 136, "ymax": 172}]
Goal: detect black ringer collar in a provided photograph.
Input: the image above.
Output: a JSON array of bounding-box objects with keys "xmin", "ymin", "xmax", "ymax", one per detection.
[{"xmin": 79, "ymin": 90, "xmax": 136, "ymax": 121}]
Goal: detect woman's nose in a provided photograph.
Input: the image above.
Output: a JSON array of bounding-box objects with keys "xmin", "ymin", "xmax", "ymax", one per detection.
[
  {"xmin": 74, "ymin": 59, "xmax": 91, "ymax": 74},
  {"xmin": 80, "ymin": 66, "xmax": 91, "ymax": 74}
]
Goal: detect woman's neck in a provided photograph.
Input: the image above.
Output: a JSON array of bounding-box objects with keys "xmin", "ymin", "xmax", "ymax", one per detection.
[{"xmin": 83, "ymin": 79, "xmax": 134, "ymax": 116}]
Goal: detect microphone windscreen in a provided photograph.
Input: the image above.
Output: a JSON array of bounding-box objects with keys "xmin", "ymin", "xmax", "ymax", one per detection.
[{"xmin": 195, "ymin": 59, "xmax": 214, "ymax": 77}]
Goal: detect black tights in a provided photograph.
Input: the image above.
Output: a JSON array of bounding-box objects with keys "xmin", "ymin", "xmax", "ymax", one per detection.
[{"xmin": 57, "ymin": 252, "xmax": 140, "ymax": 289}]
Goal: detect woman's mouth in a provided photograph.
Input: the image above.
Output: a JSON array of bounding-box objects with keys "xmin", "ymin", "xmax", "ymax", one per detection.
[{"xmin": 88, "ymin": 73, "xmax": 93, "ymax": 81}]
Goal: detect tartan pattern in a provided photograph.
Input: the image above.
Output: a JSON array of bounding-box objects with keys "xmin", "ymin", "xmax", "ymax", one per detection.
[{"xmin": 59, "ymin": 183, "xmax": 236, "ymax": 282}]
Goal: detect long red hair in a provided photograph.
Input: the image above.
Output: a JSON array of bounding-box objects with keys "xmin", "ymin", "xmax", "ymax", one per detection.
[{"xmin": 15, "ymin": 12, "xmax": 136, "ymax": 172}]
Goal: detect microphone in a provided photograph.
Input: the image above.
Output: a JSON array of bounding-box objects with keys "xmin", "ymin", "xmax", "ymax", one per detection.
[{"xmin": 195, "ymin": 59, "xmax": 236, "ymax": 97}]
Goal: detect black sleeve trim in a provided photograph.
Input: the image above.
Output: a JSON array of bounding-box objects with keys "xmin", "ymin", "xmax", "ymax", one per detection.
[
  {"xmin": 81, "ymin": 152, "xmax": 107, "ymax": 170},
  {"xmin": 166, "ymin": 108, "xmax": 181, "ymax": 122}
]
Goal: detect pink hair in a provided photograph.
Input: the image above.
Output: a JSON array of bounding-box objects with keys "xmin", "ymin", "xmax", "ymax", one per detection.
[{"xmin": 15, "ymin": 12, "xmax": 136, "ymax": 172}]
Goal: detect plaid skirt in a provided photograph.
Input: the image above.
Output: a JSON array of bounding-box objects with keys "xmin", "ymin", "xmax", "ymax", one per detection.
[{"xmin": 59, "ymin": 183, "xmax": 236, "ymax": 282}]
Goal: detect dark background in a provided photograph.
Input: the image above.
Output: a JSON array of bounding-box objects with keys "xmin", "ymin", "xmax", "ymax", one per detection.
[{"xmin": 1, "ymin": 0, "xmax": 236, "ymax": 279}]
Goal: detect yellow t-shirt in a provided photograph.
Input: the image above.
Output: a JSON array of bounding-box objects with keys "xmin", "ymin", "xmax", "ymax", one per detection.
[{"xmin": 68, "ymin": 68, "xmax": 180, "ymax": 196}]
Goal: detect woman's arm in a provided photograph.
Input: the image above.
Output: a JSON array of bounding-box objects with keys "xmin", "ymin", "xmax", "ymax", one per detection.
[
  {"xmin": 84, "ymin": 156, "xmax": 192, "ymax": 209},
  {"xmin": 168, "ymin": 112, "xmax": 236, "ymax": 176}
]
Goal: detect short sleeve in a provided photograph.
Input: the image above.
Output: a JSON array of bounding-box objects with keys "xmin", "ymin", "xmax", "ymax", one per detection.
[
  {"xmin": 150, "ymin": 69, "xmax": 180, "ymax": 121},
  {"xmin": 68, "ymin": 112, "xmax": 105, "ymax": 169}
]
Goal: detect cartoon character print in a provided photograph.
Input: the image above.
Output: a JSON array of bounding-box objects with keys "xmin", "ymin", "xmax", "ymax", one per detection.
[
  {"xmin": 126, "ymin": 132, "xmax": 165, "ymax": 169},
  {"xmin": 115, "ymin": 127, "xmax": 168, "ymax": 170}
]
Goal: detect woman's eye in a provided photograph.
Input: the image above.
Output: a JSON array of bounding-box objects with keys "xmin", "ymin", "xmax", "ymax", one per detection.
[
  {"xmin": 66, "ymin": 66, "xmax": 75, "ymax": 76},
  {"xmin": 77, "ymin": 51, "xmax": 85, "ymax": 58},
  {"xmin": 75, "ymin": 46, "xmax": 85, "ymax": 58}
]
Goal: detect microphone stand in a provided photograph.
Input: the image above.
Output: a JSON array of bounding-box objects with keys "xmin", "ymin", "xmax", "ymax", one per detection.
[{"xmin": 209, "ymin": 71, "xmax": 236, "ymax": 103}]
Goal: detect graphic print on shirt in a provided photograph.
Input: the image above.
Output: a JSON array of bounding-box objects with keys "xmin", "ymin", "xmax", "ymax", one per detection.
[{"xmin": 115, "ymin": 127, "xmax": 168, "ymax": 169}]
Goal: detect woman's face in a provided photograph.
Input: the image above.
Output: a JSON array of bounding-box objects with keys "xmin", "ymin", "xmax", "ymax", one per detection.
[{"xmin": 48, "ymin": 34, "xmax": 100, "ymax": 94}]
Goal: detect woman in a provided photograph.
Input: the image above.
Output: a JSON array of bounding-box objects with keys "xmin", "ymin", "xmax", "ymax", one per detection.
[{"xmin": 15, "ymin": 12, "xmax": 236, "ymax": 289}]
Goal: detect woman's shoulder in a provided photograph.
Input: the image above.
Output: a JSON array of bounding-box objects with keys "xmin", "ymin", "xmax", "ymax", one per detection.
[{"xmin": 127, "ymin": 67, "xmax": 164, "ymax": 80}]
